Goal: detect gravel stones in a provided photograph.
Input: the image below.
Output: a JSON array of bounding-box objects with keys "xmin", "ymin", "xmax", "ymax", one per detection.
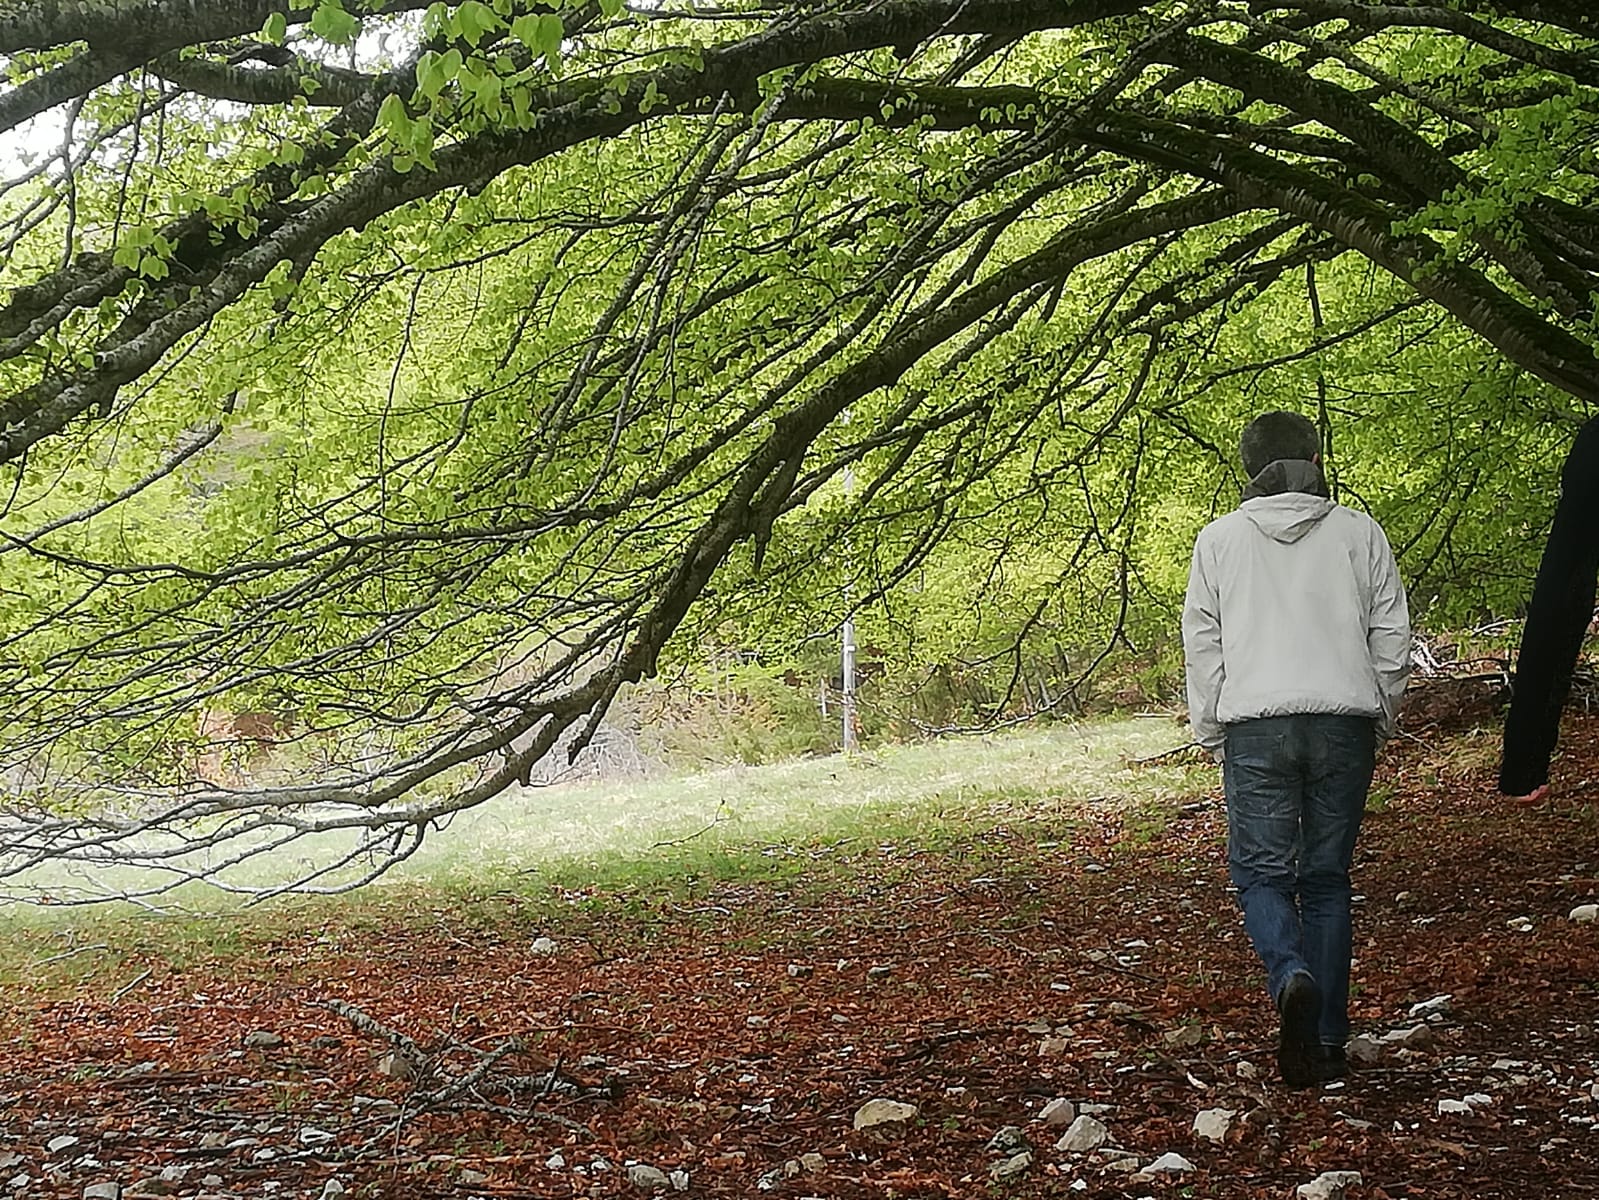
[
  {"xmin": 1192, "ymin": 1108, "xmax": 1235, "ymax": 1143},
  {"xmin": 626, "ymin": 1163, "xmax": 671, "ymax": 1191},
  {"xmin": 989, "ymin": 1151, "xmax": 1033, "ymax": 1183},
  {"xmin": 984, "ymin": 1126, "xmax": 1029, "ymax": 1155},
  {"xmin": 1038, "ymin": 1098, "xmax": 1076, "ymax": 1127},
  {"xmin": 1409, "ymin": 994, "xmax": 1453, "ymax": 1020},
  {"xmin": 1163, "ymin": 1025, "xmax": 1203, "ymax": 1049},
  {"xmin": 1297, "ymin": 1170, "xmax": 1363, "ymax": 1199},
  {"xmin": 1054, "ymin": 1115, "xmax": 1109, "ymax": 1153},
  {"xmin": 1347, "ymin": 1034, "xmax": 1385, "ymax": 1064},
  {"xmin": 852, "ymin": 1099, "xmax": 918, "ymax": 1130},
  {"xmin": 1144, "ymin": 1152, "xmax": 1195, "ymax": 1173}
]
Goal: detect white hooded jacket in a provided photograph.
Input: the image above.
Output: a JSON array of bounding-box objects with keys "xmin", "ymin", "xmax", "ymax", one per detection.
[{"xmin": 1182, "ymin": 478, "xmax": 1411, "ymax": 755}]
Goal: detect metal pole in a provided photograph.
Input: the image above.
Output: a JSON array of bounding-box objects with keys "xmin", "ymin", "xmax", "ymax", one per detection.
[
  {"xmin": 841, "ymin": 460, "xmax": 857, "ymax": 753},
  {"xmin": 841, "ymin": 614, "xmax": 857, "ymax": 752}
]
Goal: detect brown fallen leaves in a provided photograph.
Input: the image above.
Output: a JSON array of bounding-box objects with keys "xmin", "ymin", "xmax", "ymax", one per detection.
[{"xmin": 3, "ymin": 714, "xmax": 1599, "ymax": 1199}]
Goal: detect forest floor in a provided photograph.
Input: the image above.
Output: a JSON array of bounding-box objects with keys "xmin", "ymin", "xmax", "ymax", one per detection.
[{"xmin": 3, "ymin": 711, "xmax": 1599, "ymax": 1199}]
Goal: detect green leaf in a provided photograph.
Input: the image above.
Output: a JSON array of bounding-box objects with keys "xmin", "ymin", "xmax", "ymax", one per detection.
[
  {"xmin": 510, "ymin": 13, "xmax": 540, "ymax": 49},
  {"xmin": 454, "ymin": 0, "xmax": 501, "ymax": 47},
  {"xmin": 377, "ymin": 92, "xmax": 413, "ymax": 141},
  {"xmin": 535, "ymin": 14, "xmax": 564, "ymax": 74},
  {"xmin": 599, "ymin": 0, "xmax": 624, "ymax": 17},
  {"xmin": 310, "ymin": 0, "xmax": 359, "ymax": 45},
  {"xmin": 416, "ymin": 49, "xmax": 462, "ymax": 101},
  {"xmin": 263, "ymin": 10, "xmax": 287, "ymax": 44}
]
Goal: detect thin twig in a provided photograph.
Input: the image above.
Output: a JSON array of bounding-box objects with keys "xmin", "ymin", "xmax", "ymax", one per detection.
[
  {"xmin": 33, "ymin": 942, "xmax": 109, "ymax": 966},
  {"xmin": 111, "ymin": 968, "xmax": 152, "ymax": 1003}
]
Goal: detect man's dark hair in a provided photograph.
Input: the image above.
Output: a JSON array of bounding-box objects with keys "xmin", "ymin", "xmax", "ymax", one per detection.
[{"xmin": 1240, "ymin": 411, "xmax": 1321, "ymax": 477}]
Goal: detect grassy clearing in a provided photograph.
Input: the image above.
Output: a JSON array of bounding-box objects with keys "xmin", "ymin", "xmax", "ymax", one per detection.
[{"xmin": 0, "ymin": 715, "xmax": 1210, "ymax": 992}]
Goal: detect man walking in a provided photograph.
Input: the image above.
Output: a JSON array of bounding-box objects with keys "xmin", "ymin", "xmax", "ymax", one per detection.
[{"xmin": 1182, "ymin": 411, "xmax": 1410, "ymax": 1086}]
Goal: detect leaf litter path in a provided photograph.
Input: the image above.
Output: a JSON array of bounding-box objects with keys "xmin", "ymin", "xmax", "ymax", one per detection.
[{"xmin": 4, "ymin": 721, "xmax": 1599, "ymax": 1200}]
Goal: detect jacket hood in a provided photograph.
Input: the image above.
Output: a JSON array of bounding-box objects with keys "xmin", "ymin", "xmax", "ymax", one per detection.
[
  {"xmin": 1240, "ymin": 492, "xmax": 1335, "ymax": 543},
  {"xmin": 1241, "ymin": 457, "xmax": 1329, "ymax": 501}
]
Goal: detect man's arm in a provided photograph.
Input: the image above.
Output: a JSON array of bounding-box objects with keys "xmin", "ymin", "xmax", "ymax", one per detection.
[
  {"xmin": 1182, "ymin": 535, "xmax": 1226, "ymax": 759},
  {"xmin": 1367, "ymin": 524, "xmax": 1411, "ymax": 742}
]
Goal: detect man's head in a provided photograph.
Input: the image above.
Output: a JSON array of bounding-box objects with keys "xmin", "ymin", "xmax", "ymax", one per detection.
[{"xmin": 1240, "ymin": 411, "xmax": 1320, "ymax": 478}]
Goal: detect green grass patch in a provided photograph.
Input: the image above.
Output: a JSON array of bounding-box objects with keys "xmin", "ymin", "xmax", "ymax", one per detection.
[{"xmin": 0, "ymin": 716, "xmax": 1210, "ymax": 995}]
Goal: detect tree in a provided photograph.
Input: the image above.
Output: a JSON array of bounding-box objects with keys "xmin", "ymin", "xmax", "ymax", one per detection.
[{"xmin": 1, "ymin": 0, "xmax": 1595, "ymax": 900}]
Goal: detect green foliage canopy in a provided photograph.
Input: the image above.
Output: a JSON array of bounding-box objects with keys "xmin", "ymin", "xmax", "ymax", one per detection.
[{"xmin": 0, "ymin": 0, "xmax": 1595, "ymax": 895}]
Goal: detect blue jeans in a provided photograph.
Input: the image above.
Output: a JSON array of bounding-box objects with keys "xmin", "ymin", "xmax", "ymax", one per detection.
[{"xmin": 1223, "ymin": 714, "xmax": 1376, "ymax": 1047}]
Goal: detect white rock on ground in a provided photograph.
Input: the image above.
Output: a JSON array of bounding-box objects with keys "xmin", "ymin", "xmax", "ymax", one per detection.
[
  {"xmin": 627, "ymin": 1164, "xmax": 671, "ymax": 1191},
  {"xmin": 1038, "ymin": 1098, "xmax": 1076, "ymax": 1127},
  {"xmin": 82, "ymin": 1186, "xmax": 121, "ymax": 1200},
  {"xmin": 669, "ymin": 1168, "xmax": 690, "ymax": 1191},
  {"xmin": 1235, "ymin": 1060, "xmax": 1260, "ymax": 1080},
  {"xmin": 1347, "ymin": 1034, "xmax": 1385, "ymax": 1064},
  {"xmin": 457, "ymin": 1168, "xmax": 488, "ymax": 1185},
  {"xmin": 1297, "ymin": 1170, "xmax": 1362, "ymax": 1200},
  {"xmin": 1570, "ymin": 904, "xmax": 1599, "ymax": 923},
  {"xmin": 530, "ymin": 936, "xmax": 559, "ymax": 956},
  {"xmin": 1192, "ymin": 1108, "xmax": 1235, "ymax": 1143},
  {"xmin": 320, "ymin": 1182, "xmax": 347, "ymax": 1200},
  {"xmin": 990, "ymin": 1152, "xmax": 1033, "ymax": 1183},
  {"xmin": 545, "ymin": 1153, "xmax": 566, "ymax": 1169},
  {"xmin": 47, "ymin": 1136, "xmax": 80, "ymax": 1154},
  {"xmin": 1038, "ymin": 1037, "xmax": 1071, "ymax": 1057},
  {"xmin": 1380, "ymin": 1024, "xmax": 1433, "ymax": 1049},
  {"xmin": 1054, "ymin": 1115, "xmax": 1109, "ymax": 1153},
  {"xmin": 242, "ymin": 1030, "xmax": 283, "ymax": 1049},
  {"xmin": 852, "ymin": 1099, "xmax": 918, "ymax": 1130},
  {"xmin": 1437, "ymin": 1099, "xmax": 1474, "ymax": 1115},
  {"xmin": 1145, "ymin": 1152, "xmax": 1195, "ymax": 1173},
  {"xmin": 1408, "ymin": 994, "xmax": 1452, "ymax": 1019}
]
